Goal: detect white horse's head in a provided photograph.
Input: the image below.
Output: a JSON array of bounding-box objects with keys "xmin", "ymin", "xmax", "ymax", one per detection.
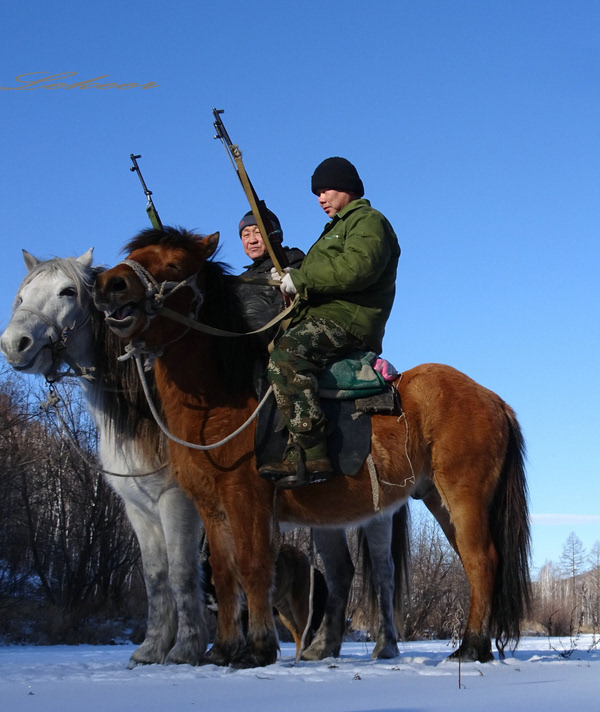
[{"xmin": 1, "ymin": 248, "xmax": 95, "ymax": 379}]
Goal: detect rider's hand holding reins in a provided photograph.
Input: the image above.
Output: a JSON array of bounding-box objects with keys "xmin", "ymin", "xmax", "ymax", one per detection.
[{"xmin": 270, "ymin": 266, "xmax": 297, "ymax": 298}]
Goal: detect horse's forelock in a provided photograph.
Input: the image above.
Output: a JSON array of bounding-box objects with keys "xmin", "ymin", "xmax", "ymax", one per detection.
[{"xmin": 122, "ymin": 226, "xmax": 206, "ymax": 255}]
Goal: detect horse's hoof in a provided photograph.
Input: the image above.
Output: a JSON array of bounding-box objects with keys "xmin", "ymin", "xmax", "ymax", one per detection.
[
  {"xmin": 230, "ymin": 638, "xmax": 279, "ymax": 669},
  {"xmin": 230, "ymin": 649, "xmax": 278, "ymax": 669},
  {"xmin": 301, "ymin": 642, "xmax": 341, "ymax": 661},
  {"xmin": 447, "ymin": 636, "xmax": 494, "ymax": 663},
  {"xmin": 203, "ymin": 646, "xmax": 233, "ymax": 667},
  {"xmin": 372, "ymin": 642, "xmax": 399, "ymax": 659},
  {"xmin": 127, "ymin": 642, "xmax": 168, "ymax": 668},
  {"xmin": 164, "ymin": 642, "xmax": 208, "ymax": 666}
]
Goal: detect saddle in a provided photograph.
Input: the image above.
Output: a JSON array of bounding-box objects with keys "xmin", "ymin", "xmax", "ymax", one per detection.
[{"xmin": 255, "ymin": 351, "xmax": 401, "ymax": 477}]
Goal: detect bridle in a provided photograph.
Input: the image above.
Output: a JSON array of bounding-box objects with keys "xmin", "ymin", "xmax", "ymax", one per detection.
[
  {"xmin": 118, "ymin": 258, "xmax": 205, "ymax": 332},
  {"xmin": 114, "ymin": 257, "xmax": 298, "ymax": 369},
  {"xmin": 111, "ymin": 258, "xmax": 206, "ymax": 370},
  {"xmin": 14, "ymin": 303, "xmax": 94, "ymax": 383}
]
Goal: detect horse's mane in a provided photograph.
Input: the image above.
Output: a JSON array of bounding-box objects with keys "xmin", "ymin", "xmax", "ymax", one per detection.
[
  {"xmin": 122, "ymin": 225, "xmax": 206, "ymax": 254},
  {"xmin": 124, "ymin": 227, "xmax": 263, "ymax": 396},
  {"xmin": 88, "ymin": 271, "xmax": 166, "ymax": 460},
  {"xmin": 25, "ymin": 257, "xmax": 166, "ymax": 462}
]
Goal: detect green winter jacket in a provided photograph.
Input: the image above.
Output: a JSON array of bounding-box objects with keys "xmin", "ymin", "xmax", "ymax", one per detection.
[{"xmin": 289, "ymin": 199, "xmax": 400, "ymax": 354}]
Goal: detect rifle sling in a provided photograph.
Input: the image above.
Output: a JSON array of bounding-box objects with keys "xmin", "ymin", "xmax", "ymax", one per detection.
[
  {"xmin": 231, "ymin": 148, "xmax": 285, "ymax": 275},
  {"xmin": 158, "ymin": 294, "xmax": 299, "ymax": 338}
]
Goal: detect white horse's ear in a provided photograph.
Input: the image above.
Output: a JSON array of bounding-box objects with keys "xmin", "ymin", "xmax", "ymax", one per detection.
[
  {"xmin": 203, "ymin": 232, "xmax": 220, "ymax": 258},
  {"xmin": 77, "ymin": 248, "xmax": 94, "ymax": 269},
  {"xmin": 22, "ymin": 249, "xmax": 40, "ymax": 272}
]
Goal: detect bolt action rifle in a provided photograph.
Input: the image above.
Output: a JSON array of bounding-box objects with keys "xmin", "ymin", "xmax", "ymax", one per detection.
[
  {"xmin": 129, "ymin": 154, "xmax": 163, "ymax": 230},
  {"xmin": 212, "ymin": 108, "xmax": 288, "ymax": 275}
]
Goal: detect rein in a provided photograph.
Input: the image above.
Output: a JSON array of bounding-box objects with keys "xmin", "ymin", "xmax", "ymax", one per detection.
[
  {"xmin": 117, "ymin": 257, "xmax": 299, "ymax": 340},
  {"xmin": 41, "ymin": 385, "xmax": 169, "ymax": 478},
  {"xmin": 158, "ymin": 298, "xmax": 297, "ymax": 338},
  {"xmin": 132, "ymin": 353, "xmax": 273, "ymax": 451}
]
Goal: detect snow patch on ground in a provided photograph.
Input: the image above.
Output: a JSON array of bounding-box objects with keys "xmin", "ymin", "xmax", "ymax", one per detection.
[{"xmin": 1, "ymin": 636, "xmax": 599, "ymax": 711}]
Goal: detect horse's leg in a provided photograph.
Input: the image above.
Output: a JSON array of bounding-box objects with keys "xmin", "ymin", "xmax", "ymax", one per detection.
[
  {"xmin": 415, "ymin": 460, "xmax": 497, "ymax": 662},
  {"xmin": 418, "ymin": 479, "xmax": 497, "ymax": 659},
  {"xmin": 226, "ymin": 509, "xmax": 279, "ymax": 669},
  {"xmin": 420, "ymin": 484, "xmax": 458, "ymax": 553},
  {"xmin": 158, "ymin": 486, "xmax": 208, "ymax": 665},
  {"xmin": 119, "ymin": 495, "xmax": 177, "ymax": 667},
  {"xmin": 361, "ymin": 514, "xmax": 400, "ymax": 659},
  {"xmin": 272, "ymin": 546, "xmax": 311, "ymax": 657},
  {"xmin": 434, "ymin": 489, "xmax": 497, "ymax": 663},
  {"xmin": 302, "ymin": 528, "xmax": 354, "ymax": 660},
  {"xmin": 200, "ymin": 515, "xmax": 247, "ymax": 666},
  {"xmin": 276, "ymin": 608, "xmax": 303, "ymax": 657}
]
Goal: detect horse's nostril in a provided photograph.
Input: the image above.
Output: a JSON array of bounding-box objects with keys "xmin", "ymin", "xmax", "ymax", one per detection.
[
  {"xmin": 18, "ymin": 336, "xmax": 32, "ymax": 353},
  {"xmin": 107, "ymin": 276, "xmax": 128, "ymax": 293}
]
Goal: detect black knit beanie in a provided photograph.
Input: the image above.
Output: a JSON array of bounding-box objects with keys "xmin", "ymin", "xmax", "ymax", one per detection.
[
  {"xmin": 238, "ymin": 209, "xmax": 283, "ymax": 241},
  {"xmin": 311, "ymin": 157, "xmax": 364, "ymax": 197}
]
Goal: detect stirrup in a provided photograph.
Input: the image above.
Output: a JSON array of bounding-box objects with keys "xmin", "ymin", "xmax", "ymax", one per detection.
[{"xmin": 277, "ymin": 446, "xmax": 333, "ymax": 489}]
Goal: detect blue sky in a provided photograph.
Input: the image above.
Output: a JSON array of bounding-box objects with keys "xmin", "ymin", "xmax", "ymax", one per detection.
[{"xmin": 1, "ymin": 1, "xmax": 599, "ymax": 572}]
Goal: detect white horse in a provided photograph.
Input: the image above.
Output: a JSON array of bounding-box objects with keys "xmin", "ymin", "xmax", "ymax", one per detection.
[
  {"xmin": 0, "ymin": 249, "xmax": 207, "ymax": 667},
  {"xmin": 1, "ymin": 249, "xmax": 409, "ymax": 664}
]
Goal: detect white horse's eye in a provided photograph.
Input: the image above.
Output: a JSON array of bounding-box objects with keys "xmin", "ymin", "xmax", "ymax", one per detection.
[{"xmin": 59, "ymin": 287, "xmax": 77, "ymax": 297}]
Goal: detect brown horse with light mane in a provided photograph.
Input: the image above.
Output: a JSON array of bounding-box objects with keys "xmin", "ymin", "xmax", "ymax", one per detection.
[{"xmin": 93, "ymin": 227, "xmax": 531, "ymax": 668}]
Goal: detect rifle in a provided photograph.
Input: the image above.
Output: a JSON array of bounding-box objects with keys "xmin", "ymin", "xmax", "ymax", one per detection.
[
  {"xmin": 212, "ymin": 109, "xmax": 288, "ymax": 275},
  {"xmin": 129, "ymin": 154, "xmax": 163, "ymax": 230}
]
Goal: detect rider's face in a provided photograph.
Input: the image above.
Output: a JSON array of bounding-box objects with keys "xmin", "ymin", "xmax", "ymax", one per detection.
[
  {"xmin": 316, "ymin": 189, "xmax": 355, "ymax": 217},
  {"xmin": 241, "ymin": 225, "xmax": 267, "ymax": 261}
]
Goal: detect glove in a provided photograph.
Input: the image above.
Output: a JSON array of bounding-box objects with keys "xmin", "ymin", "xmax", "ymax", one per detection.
[
  {"xmin": 280, "ymin": 272, "xmax": 297, "ymax": 296},
  {"xmin": 270, "ymin": 266, "xmax": 291, "ymax": 282}
]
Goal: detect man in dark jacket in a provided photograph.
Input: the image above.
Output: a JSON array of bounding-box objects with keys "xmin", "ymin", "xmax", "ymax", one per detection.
[
  {"xmin": 259, "ymin": 157, "xmax": 400, "ymax": 489},
  {"xmin": 236, "ymin": 209, "xmax": 304, "ymax": 333}
]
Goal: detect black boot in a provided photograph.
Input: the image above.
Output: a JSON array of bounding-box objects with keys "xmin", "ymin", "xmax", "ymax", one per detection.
[{"xmin": 259, "ymin": 443, "xmax": 333, "ymax": 489}]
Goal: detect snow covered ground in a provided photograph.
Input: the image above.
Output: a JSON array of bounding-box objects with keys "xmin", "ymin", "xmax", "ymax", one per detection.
[{"xmin": 1, "ymin": 637, "xmax": 598, "ymax": 712}]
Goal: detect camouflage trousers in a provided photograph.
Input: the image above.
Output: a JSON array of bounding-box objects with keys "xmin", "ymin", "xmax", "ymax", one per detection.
[{"xmin": 266, "ymin": 317, "xmax": 362, "ymax": 452}]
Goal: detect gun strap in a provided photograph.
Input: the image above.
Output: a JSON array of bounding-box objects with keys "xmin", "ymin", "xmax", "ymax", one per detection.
[{"xmin": 230, "ymin": 146, "xmax": 285, "ymax": 276}]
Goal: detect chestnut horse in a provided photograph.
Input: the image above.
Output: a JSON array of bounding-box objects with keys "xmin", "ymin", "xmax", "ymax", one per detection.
[
  {"xmin": 1, "ymin": 249, "xmax": 402, "ymax": 665},
  {"xmin": 94, "ymin": 227, "xmax": 531, "ymax": 667}
]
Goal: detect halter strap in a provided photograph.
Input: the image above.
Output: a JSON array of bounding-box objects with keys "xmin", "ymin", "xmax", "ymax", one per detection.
[
  {"xmin": 17, "ymin": 305, "xmax": 64, "ymax": 340},
  {"xmin": 117, "ymin": 258, "xmax": 205, "ymax": 335},
  {"xmin": 14, "ymin": 305, "xmax": 93, "ymax": 382}
]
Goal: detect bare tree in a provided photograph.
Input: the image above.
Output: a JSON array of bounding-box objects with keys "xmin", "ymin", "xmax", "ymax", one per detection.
[
  {"xmin": 587, "ymin": 541, "xmax": 600, "ymax": 631},
  {"xmin": 0, "ymin": 368, "xmax": 145, "ymax": 643},
  {"xmin": 560, "ymin": 531, "xmax": 586, "ymax": 611}
]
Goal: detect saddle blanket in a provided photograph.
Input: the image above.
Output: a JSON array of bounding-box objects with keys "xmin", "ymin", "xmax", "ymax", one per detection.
[{"xmin": 319, "ymin": 350, "xmax": 398, "ymax": 399}]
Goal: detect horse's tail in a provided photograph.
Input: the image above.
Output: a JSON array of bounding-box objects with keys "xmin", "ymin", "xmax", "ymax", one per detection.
[
  {"xmin": 489, "ymin": 405, "xmax": 532, "ymax": 655},
  {"xmin": 358, "ymin": 504, "xmax": 411, "ymax": 636}
]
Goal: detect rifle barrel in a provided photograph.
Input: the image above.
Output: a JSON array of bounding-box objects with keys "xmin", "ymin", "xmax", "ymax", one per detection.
[{"xmin": 129, "ymin": 153, "xmax": 163, "ymax": 231}]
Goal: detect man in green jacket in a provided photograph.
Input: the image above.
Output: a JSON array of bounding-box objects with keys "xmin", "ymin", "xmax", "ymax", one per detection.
[{"xmin": 259, "ymin": 157, "xmax": 400, "ymax": 489}]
